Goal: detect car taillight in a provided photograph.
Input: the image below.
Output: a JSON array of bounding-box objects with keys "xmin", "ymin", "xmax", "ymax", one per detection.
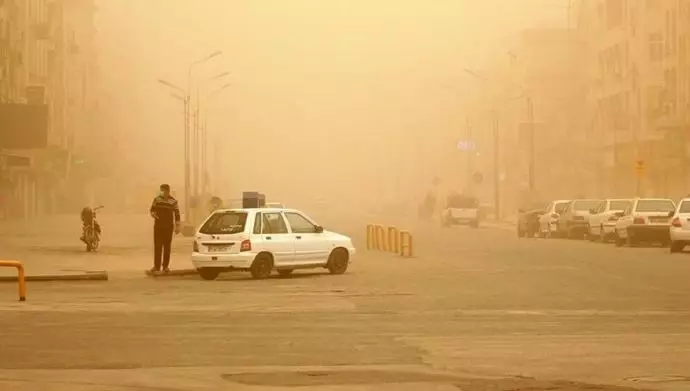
[
  {"xmin": 193, "ymin": 241, "xmax": 199, "ymax": 252},
  {"xmin": 672, "ymin": 217, "xmax": 682, "ymax": 227},
  {"xmin": 240, "ymin": 239, "xmax": 251, "ymax": 252},
  {"xmin": 633, "ymin": 217, "xmax": 646, "ymax": 224}
]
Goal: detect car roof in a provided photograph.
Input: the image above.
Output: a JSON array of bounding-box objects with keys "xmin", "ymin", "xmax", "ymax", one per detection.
[
  {"xmin": 212, "ymin": 207, "xmax": 299, "ymax": 214},
  {"xmin": 553, "ymin": 199, "xmax": 571, "ymax": 203},
  {"xmin": 633, "ymin": 198, "xmax": 674, "ymax": 201}
]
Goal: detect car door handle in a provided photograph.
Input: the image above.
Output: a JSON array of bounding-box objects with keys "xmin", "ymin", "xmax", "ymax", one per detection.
[{"xmin": 296, "ymin": 236, "xmax": 302, "ymax": 239}]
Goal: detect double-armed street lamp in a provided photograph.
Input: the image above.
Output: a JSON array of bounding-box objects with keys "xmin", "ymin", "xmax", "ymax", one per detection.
[{"xmin": 156, "ymin": 50, "xmax": 223, "ymax": 226}]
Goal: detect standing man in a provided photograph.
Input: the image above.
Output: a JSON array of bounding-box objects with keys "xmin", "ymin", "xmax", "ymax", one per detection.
[{"xmin": 150, "ymin": 184, "xmax": 180, "ymax": 273}]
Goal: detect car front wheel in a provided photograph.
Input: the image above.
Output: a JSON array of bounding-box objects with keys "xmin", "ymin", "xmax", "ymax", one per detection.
[{"xmin": 327, "ymin": 249, "xmax": 349, "ymax": 275}]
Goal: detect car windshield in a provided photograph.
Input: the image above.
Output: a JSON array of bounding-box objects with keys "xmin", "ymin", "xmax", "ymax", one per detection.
[
  {"xmin": 554, "ymin": 202, "xmax": 569, "ymax": 213},
  {"xmin": 199, "ymin": 211, "xmax": 248, "ymax": 234},
  {"xmin": 680, "ymin": 201, "xmax": 690, "ymax": 214},
  {"xmin": 447, "ymin": 194, "xmax": 478, "ymax": 208},
  {"xmin": 572, "ymin": 200, "xmax": 600, "ymax": 211},
  {"xmin": 636, "ymin": 200, "xmax": 675, "ymax": 213},
  {"xmin": 610, "ymin": 200, "xmax": 631, "ymax": 211}
]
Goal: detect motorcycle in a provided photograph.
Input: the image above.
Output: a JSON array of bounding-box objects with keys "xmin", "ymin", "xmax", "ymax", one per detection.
[{"xmin": 82, "ymin": 205, "xmax": 103, "ymax": 252}]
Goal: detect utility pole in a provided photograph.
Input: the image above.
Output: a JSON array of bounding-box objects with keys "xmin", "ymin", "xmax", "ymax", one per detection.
[
  {"xmin": 201, "ymin": 120, "xmax": 207, "ymax": 194},
  {"xmin": 183, "ymin": 96, "xmax": 190, "ymax": 220},
  {"xmin": 492, "ymin": 110, "xmax": 500, "ymax": 220},
  {"xmin": 527, "ymin": 95, "xmax": 535, "ymax": 192},
  {"xmin": 466, "ymin": 117, "xmax": 473, "ymax": 188}
]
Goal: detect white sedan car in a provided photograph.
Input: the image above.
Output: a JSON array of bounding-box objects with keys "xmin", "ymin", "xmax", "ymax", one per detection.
[
  {"xmin": 669, "ymin": 198, "xmax": 690, "ymax": 253},
  {"xmin": 587, "ymin": 199, "xmax": 632, "ymax": 242},
  {"xmin": 538, "ymin": 199, "xmax": 570, "ymax": 238},
  {"xmin": 614, "ymin": 198, "xmax": 676, "ymax": 247},
  {"xmin": 191, "ymin": 208, "xmax": 356, "ymax": 280}
]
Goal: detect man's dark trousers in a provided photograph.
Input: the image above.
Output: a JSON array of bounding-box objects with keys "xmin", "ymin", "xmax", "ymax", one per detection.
[{"xmin": 153, "ymin": 223, "xmax": 174, "ymax": 270}]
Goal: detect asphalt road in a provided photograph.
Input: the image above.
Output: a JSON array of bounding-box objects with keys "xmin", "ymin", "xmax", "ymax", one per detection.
[{"xmin": 0, "ymin": 213, "xmax": 689, "ymax": 391}]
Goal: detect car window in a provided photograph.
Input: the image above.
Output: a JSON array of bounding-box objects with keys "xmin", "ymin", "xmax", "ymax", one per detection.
[
  {"xmin": 261, "ymin": 212, "xmax": 288, "ymax": 234},
  {"xmin": 624, "ymin": 204, "xmax": 633, "ymax": 215},
  {"xmin": 595, "ymin": 202, "xmax": 604, "ymax": 213},
  {"xmin": 680, "ymin": 201, "xmax": 690, "ymax": 214},
  {"xmin": 635, "ymin": 199, "xmax": 676, "ymax": 213},
  {"xmin": 610, "ymin": 200, "xmax": 631, "ymax": 211},
  {"xmin": 572, "ymin": 200, "xmax": 601, "ymax": 211},
  {"xmin": 554, "ymin": 202, "xmax": 568, "ymax": 214},
  {"xmin": 285, "ymin": 212, "xmax": 317, "ymax": 234},
  {"xmin": 252, "ymin": 212, "xmax": 262, "ymax": 234},
  {"xmin": 199, "ymin": 211, "xmax": 248, "ymax": 235}
]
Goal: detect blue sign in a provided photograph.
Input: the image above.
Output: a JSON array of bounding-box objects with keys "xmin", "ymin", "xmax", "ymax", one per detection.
[{"xmin": 457, "ymin": 139, "xmax": 476, "ymax": 151}]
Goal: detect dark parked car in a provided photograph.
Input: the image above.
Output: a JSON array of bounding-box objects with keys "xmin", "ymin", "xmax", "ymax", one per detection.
[{"xmin": 517, "ymin": 203, "xmax": 546, "ymax": 238}]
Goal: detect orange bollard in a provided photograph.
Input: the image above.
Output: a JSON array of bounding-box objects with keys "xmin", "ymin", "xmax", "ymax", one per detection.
[
  {"xmin": 374, "ymin": 224, "xmax": 386, "ymax": 251},
  {"xmin": 388, "ymin": 226, "xmax": 400, "ymax": 253},
  {"xmin": 399, "ymin": 231, "xmax": 413, "ymax": 258},
  {"xmin": 0, "ymin": 260, "xmax": 27, "ymax": 301},
  {"xmin": 366, "ymin": 224, "xmax": 376, "ymax": 250}
]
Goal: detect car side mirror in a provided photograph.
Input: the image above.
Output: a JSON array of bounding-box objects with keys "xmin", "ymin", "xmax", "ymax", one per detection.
[
  {"xmin": 314, "ymin": 225, "xmax": 324, "ymax": 233},
  {"xmin": 668, "ymin": 211, "xmax": 675, "ymax": 218}
]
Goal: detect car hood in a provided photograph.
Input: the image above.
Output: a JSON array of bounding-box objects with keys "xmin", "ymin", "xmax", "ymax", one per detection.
[{"xmin": 324, "ymin": 230, "xmax": 353, "ymax": 243}]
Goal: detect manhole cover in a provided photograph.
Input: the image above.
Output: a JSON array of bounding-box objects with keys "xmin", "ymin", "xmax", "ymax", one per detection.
[{"xmin": 625, "ymin": 375, "xmax": 690, "ymax": 383}]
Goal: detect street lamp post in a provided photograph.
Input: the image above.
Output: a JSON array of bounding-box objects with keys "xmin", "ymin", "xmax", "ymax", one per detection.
[
  {"xmin": 156, "ymin": 79, "xmax": 191, "ymax": 220},
  {"xmin": 194, "ymin": 71, "xmax": 229, "ymax": 198},
  {"xmin": 201, "ymin": 82, "xmax": 231, "ymax": 194}
]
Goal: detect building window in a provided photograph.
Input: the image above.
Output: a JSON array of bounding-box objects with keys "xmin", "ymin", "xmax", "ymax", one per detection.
[{"xmin": 649, "ymin": 33, "xmax": 664, "ymax": 61}]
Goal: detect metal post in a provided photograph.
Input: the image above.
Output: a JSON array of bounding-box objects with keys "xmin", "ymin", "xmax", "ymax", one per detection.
[
  {"xmin": 493, "ymin": 111, "xmax": 500, "ymax": 220},
  {"xmin": 466, "ymin": 117, "xmax": 473, "ymax": 187},
  {"xmin": 183, "ymin": 97, "xmax": 191, "ymax": 220},
  {"xmin": 527, "ymin": 95, "xmax": 535, "ymax": 192},
  {"xmin": 201, "ymin": 120, "xmax": 207, "ymax": 193}
]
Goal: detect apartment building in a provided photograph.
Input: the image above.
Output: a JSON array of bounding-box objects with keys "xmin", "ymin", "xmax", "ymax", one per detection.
[
  {"xmin": 0, "ymin": 0, "xmax": 99, "ymax": 218},
  {"xmin": 575, "ymin": 0, "xmax": 681, "ymax": 197}
]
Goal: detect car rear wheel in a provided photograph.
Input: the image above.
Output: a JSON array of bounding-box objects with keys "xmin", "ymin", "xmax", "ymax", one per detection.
[
  {"xmin": 250, "ymin": 254, "xmax": 274, "ymax": 279},
  {"xmin": 670, "ymin": 241, "xmax": 685, "ymax": 253},
  {"xmin": 625, "ymin": 230, "xmax": 638, "ymax": 247},
  {"xmin": 327, "ymin": 249, "xmax": 349, "ymax": 275},
  {"xmin": 198, "ymin": 268, "xmax": 221, "ymax": 281},
  {"xmin": 614, "ymin": 232, "xmax": 625, "ymax": 247}
]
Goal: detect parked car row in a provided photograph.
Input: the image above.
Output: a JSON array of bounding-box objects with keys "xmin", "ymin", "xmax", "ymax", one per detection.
[{"xmin": 517, "ymin": 197, "xmax": 690, "ymax": 253}]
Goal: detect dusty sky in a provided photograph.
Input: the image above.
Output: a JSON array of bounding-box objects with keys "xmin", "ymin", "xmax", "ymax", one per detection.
[{"xmin": 95, "ymin": 0, "xmax": 567, "ymax": 207}]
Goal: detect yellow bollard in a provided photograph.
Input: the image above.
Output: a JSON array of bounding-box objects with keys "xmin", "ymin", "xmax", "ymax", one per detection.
[
  {"xmin": 374, "ymin": 224, "xmax": 386, "ymax": 251},
  {"xmin": 388, "ymin": 226, "xmax": 400, "ymax": 253},
  {"xmin": 0, "ymin": 260, "xmax": 27, "ymax": 301},
  {"xmin": 399, "ymin": 231, "xmax": 413, "ymax": 258},
  {"xmin": 366, "ymin": 224, "xmax": 376, "ymax": 250}
]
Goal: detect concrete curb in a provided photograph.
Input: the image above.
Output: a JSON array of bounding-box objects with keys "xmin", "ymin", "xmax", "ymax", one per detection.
[
  {"xmin": 0, "ymin": 270, "xmax": 108, "ymax": 283},
  {"xmin": 145, "ymin": 268, "xmax": 198, "ymax": 277}
]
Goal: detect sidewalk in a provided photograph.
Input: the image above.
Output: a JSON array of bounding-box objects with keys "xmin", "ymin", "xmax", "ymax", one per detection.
[{"xmin": 0, "ymin": 213, "xmax": 195, "ymax": 279}]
